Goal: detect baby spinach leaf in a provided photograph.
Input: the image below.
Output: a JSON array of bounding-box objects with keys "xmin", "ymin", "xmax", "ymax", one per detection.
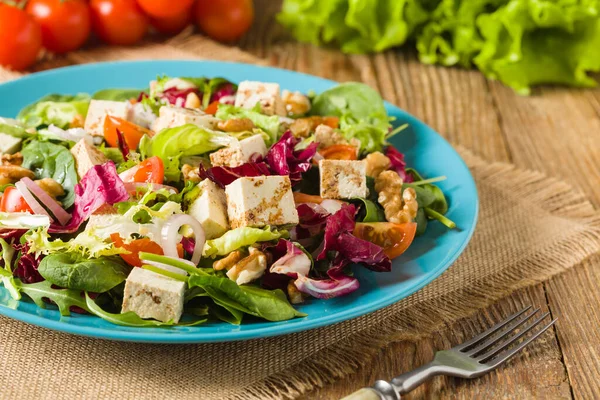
[
  {"xmin": 351, "ymin": 198, "xmax": 386, "ymax": 222},
  {"xmin": 38, "ymin": 253, "xmax": 131, "ymax": 293},
  {"xmin": 212, "ymin": 304, "xmax": 244, "ymax": 325},
  {"xmin": 21, "ymin": 140, "xmax": 79, "ymax": 208}
]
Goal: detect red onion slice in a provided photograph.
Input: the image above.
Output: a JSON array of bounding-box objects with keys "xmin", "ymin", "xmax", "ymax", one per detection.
[
  {"xmin": 14, "ymin": 181, "xmax": 53, "ymax": 221},
  {"xmin": 19, "ymin": 178, "xmax": 71, "ymax": 226},
  {"xmin": 160, "ymin": 214, "xmax": 205, "ymax": 265}
]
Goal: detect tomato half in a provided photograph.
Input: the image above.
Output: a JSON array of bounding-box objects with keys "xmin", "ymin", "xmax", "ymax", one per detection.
[
  {"xmin": 319, "ymin": 144, "xmax": 358, "ymax": 160},
  {"xmin": 204, "ymin": 100, "xmax": 220, "ymax": 115},
  {"xmin": 111, "ymin": 233, "xmax": 164, "ymax": 267},
  {"xmin": 0, "ymin": 186, "xmax": 33, "ymax": 214},
  {"xmin": 0, "ymin": 4, "xmax": 42, "ymax": 71},
  {"xmin": 353, "ymin": 222, "xmax": 417, "ymax": 259},
  {"xmin": 137, "ymin": 0, "xmax": 194, "ymax": 18},
  {"xmin": 90, "ymin": 0, "xmax": 148, "ymax": 46},
  {"xmin": 104, "ymin": 116, "xmax": 151, "ymax": 150},
  {"xmin": 119, "ymin": 156, "xmax": 164, "ymax": 184},
  {"xmin": 293, "ymin": 192, "xmax": 324, "ymax": 205},
  {"xmin": 26, "ymin": 0, "xmax": 91, "ymax": 54},
  {"xmin": 194, "ymin": 0, "xmax": 254, "ymax": 42},
  {"xmin": 150, "ymin": 8, "xmax": 192, "ymax": 35}
]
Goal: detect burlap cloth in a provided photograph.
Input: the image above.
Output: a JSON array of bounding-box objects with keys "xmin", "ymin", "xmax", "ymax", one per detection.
[{"xmin": 1, "ymin": 33, "xmax": 600, "ymax": 400}]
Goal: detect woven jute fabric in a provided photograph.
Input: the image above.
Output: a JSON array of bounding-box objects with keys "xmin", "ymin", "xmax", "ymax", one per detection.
[{"xmin": 1, "ymin": 34, "xmax": 599, "ymax": 400}]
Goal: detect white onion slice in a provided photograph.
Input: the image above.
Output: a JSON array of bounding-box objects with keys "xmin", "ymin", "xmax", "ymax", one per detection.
[
  {"xmin": 20, "ymin": 178, "xmax": 71, "ymax": 226},
  {"xmin": 160, "ymin": 214, "xmax": 205, "ymax": 265},
  {"xmin": 15, "ymin": 181, "xmax": 53, "ymax": 222}
]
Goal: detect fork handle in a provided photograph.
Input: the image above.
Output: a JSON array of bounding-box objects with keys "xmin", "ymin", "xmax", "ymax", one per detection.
[{"xmin": 390, "ymin": 362, "xmax": 443, "ymax": 395}]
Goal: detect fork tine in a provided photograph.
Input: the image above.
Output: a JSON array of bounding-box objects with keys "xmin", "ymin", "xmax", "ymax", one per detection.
[
  {"xmin": 466, "ymin": 308, "xmax": 540, "ymax": 356},
  {"xmin": 486, "ymin": 318, "xmax": 557, "ymax": 368},
  {"xmin": 477, "ymin": 312, "xmax": 552, "ymax": 362},
  {"xmin": 455, "ymin": 306, "xmax": 532, "ymax": 351}
]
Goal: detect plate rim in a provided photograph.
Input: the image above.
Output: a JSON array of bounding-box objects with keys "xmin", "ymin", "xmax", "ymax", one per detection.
[{"xmin": 0, "ymin": 60, "xmax": 479, "ymax": 343}]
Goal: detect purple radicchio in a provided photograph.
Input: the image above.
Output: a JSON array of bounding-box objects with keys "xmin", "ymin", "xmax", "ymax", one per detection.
[
  {"xmin": 385, "ymin": 146, "xmax": 413, "ymax": 183},
  {"xmin": 210, "ymin": 83, "xmax": 236, "ymax": 104},
  {"xmin": 12, "ymin": 243, "xmax": 44, "ymax": 284},
  {"xmin": 294, "ymin": 273, "xmax": 359, "ymax": 300},
  {"xmin": 49, "ymin": 161, "xmax": 129, "ymax": 233},
  {"xmin": 266, "ymin": 131, "xmax": 317, "ymax": 185},
  {"xmin": 198, "ymin": 162, "xmax": 271, "ymax": 188},
  {"xmin": 161, "ymin": 87, "xmax": 202, "ymax": 107},
  {"xmin": 317, "ymin": 204, "xmax": 391, "ymax": 273},
  {"xmin": 291, "ymin": 203, "xmax": 329, "ymax": 241},
  {"xmin": 269, "ymin": 239, "xmax": 311, "ymax": 278}
]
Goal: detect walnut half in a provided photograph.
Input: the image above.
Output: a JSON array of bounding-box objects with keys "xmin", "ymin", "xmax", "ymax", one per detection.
[
  {"xmin": 374, "ymin": 170, "xmax": 418, "ymax": 224},
  {"xmin": 226, "ymin": 248, "xmax": 267, "ymax": 285}
]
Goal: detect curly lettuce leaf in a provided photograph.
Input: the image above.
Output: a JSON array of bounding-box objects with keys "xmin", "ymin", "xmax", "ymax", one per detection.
[
  {"xmin": 203, "ymin": 227, "xmax": 285, "ymax": 257},
  {"xmin": 24, "ymin": 228, "xmax": 126, "ymax": 259},
  {"xmin": 17, "ymin": 93, "xmax": 90, "ymax": 129}
]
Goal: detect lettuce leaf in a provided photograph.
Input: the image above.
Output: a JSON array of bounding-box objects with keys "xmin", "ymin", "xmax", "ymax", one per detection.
[
  {"xmin": 17, "ymin": 93, "xmax": 90, "ymax": 129},
  {"xmin": 203, "ymin": 227, "xmax": 285, "ymax": 257},
  {"xmin": 215, "ymin": 105, "xmax": 280, "ymax": 145}
]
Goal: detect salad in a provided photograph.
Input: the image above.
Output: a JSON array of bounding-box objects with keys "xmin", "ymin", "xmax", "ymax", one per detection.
[{"xmin": 0, "ymin": 76, "xmax": 454, "ymax": 327}]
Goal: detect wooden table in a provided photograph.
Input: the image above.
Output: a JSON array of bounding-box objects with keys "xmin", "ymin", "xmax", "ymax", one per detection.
[{"xmin": 238, "ymin": 1, "xmax": 600, "ymax": 398}]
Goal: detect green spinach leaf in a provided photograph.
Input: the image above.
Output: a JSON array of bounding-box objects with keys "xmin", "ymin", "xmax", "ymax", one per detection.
[
  {"xmin": 21, "ymin": 140, "xmax": 79, "ymax": 208},
  {"xmin": 38, "ymin": 253, "xmax": 131, "ymax": 293}
]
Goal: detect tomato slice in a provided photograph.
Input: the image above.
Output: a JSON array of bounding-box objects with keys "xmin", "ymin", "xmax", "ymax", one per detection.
[
  {"xmin": 319, "ymin": 144, "xmax": 358, "ymax": 160},
  {"xmin": 293, "ymin": 192, "xmax": 324, "ymax": 204},
  {"xmin": 204, "ymin": 100, "xmax": 220, "ymax": 115},
  {"xmin": 353, "ymin": 222, "xmax": 417, "ymax": 259},
  {"xmin": 0, "ymin": 186, "xmax": 33, "ymax": 213},
  {"xmin": 104, "ymin": 116, "xmax": 152, "ymax": 150},
  {"xmin": 111, "ymin": 233, "xmax": 164, "ymax": 267},
  {"xmin": 119, "ymin": 156, "xmax": 165, "ymax": 184}
]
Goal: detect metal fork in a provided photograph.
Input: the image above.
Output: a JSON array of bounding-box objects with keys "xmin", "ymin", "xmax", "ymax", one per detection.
[{"xmin": 342, "ymin": 306, "xmax": 557, "ymax": 400}]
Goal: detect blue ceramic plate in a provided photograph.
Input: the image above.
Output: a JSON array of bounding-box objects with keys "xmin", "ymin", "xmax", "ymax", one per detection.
[{"xmin": 0, "ymin": 61, "xmax": 478, "ymax": 343}]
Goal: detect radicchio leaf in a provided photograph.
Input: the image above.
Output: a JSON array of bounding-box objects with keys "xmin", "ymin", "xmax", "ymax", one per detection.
[
  {"xmin": 266, "ymin": 131, "xmax": 317, "ymax": 185},
  {"xmin": 161, "ymin": 87, "xmax": 201, "ymax": 107},
  {"xmin": 0, "ymin": 229, "xmax": 26, "ymax": 242},
  {"xmin": 198, "ymin": 162, "xmax": 271, "ymax": 188},
  {"xmin": 49, "ymin": 162, "xmax": 129, "ymax": 233},
  {"xmin": 385, "ymin": 146, "xmax": 412, "ymax": 183},
  {"xmin": 12, "ymin": 243, "xmax": 44, "ymax": 284},
  {"xmin": 291, "ymin": 203, "xmax": 329, "ymax": 240},
  {"xmin": 115, "ymin": 128, "xmax": 130, "ymax": 160},
  {"xmin": 269, "ymin": 239, "xmax": 311, "ymax": 278},
  {"xmin": 210, "ymin": 83, "xmax": 236, "ymax": 104},
  {"xmin": 294, "ymin": 273, "xmax": 359, "ymax": 299}
]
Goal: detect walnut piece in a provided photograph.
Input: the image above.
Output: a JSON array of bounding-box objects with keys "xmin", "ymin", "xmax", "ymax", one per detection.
[
  {"xmin": 70, "ymin": 114, "xmax": 84, "ymax": 129},
  {"xmin": 0, "ymin": 165, "xmax": 35, "ymax": 183},
  {"xmin": 287, "ymin": 282, "xmax": 304, "ymax": 304},
  {"xmin": 374, "ymin": 170, "xmax": 418, "ymax": 224},
  {"xmin": 282, "ymin": 90, "xmax": 311, "ymax": 116},
  {"xmin": 185, "ymin": 92, "xmax": 201, "ymax": 109},
  {"xmin": 35, "ymin": 178, "xmax": 65, "ymax": 199},
  {"xmin": 364, "ymin": 152, "xmax": 391, "ymax": 178},
  {"xmin": 181, "ymin": 164, "xmax": 201, "ymax": 183},
  {"xmin": 226, "ymin": 248, "xmax": 267, "ymax": 285},
  {"xmin": 213, "ymin": 250, "xmax": 244, "ymax": 271},
  {"xmin": 1, "ymin": 152, "xmax": 23, "ymax": 166},
  {"xmin": 217, "ymin": 118, "xmax": 255, "ymax": 132}
]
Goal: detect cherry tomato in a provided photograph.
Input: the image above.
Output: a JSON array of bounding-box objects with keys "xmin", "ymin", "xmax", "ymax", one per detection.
[
  {"xmin": 25, "ymin": 0, "xmax": 91, "ymax": 54},
  {"xmin": 104, "ymin": 116, "xmax": 151, "ymax": 150},
  {"xmin": 90, "ymin": 0, "xmax": 148, "ymax": 45},
  {"xmin": 111, "ymin": 234, "xmax": 163, "ymax": 267},
  {"xmin": 204, "ymin": 100, "xmax": 220, "ymax": 115},
  {"xmin": 119, "ymin": 156, "xmax": 165, "ymax": 184},
  {"xmin": 319, "ymin": 144, "xmax": 358, "ymax": 160},
  {"xmin": 150, "ymin": 8, "xmax": 192, "ymax": 35},
  {"xmin": 293, "ymin": 192, "xmax": 324, "ymax": 205},
  {"xmin": 0, "ymin": 4, "xmax": 42, "ymax": 71},
  {"xmin": 353, "ymin": 222, "xmax": 417, "ymax": 259},
  {"xmin": 0, "ymin": 186, "xmax": 33, "ymax": 214},
  {"xmin": 194, "ymin": 0, "xmax": 254, "ymax": 42},
  {"xmin": 137, "ymin": 0, "xmax": 193, "ymax": 18}
]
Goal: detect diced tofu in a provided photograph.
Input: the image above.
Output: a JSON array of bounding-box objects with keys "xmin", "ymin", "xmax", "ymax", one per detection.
[
  {"xmin": 225, "ymin": 176, "xmax": 298, "ymax": 228},
  {"xmin": 188, "ymin": 179, "xmax": 229, "ymax": 239},
  {"xmin": 0, "ymin": 133, "xmax": 22, "ymax": 154},
  {"xmin": 70, "ymin": 138, "xmax": 108, "ymax": 178},
  {"xmin": 121, "ymin": 268, "xmax": 186, "ymax": 323},
  {"xmin": 152, "ymin": 105, "xmax": 219, "ymax": 133},
  {"xmin": 84, "ymin": 100, "xmax": 130, "ymax": 136},
  {"xmin": 234, "ymin": 81, "xmax": 286, "ymax": 116},
  {"xmin": 210, "ymin": 134, "xmax": 268, "ymax": 167},
  {"xmin": 319, "ymin": 159, "xmax": 367, "ymax": 199}
]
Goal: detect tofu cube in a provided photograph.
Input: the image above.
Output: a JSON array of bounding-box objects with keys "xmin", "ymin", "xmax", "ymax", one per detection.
[
  {"xmin": 210, "ymin": 134, "xmax": 268, "ymax": 167},
  {"xmin": 152, "ymin": 106, "xmax": 219, "ymax": 133},
  {"xmin": 234, "ymin": 81, "xmax": 286, "ymax": 116},
  {"xmin": 319, "ymin": 159, "xmax": 367, "ymax": 199},
  {"xmin": 84, "ymin": 100, "xmax": 130, "ymax": 136},
  {"xmin": 225, "ymin": 176, "xmax": 298, "ymax": 228},
  {"xmin": 70, "ymin": 138, "xmax": 108, "ymax": 178},
  {"xmin": 0, "ymin": 132, "xmax": 22, "ymax": 154},
  {"xmin": 121, "ymin": 268, "xmax": 186, "ymax": 323},
  {"xmin": 188, "ymin": 179, "xmax": 229, "ymax": 239}
]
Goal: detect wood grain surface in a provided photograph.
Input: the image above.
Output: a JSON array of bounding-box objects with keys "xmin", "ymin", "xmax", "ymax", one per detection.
[{"xmin": 237, "ymin": 1, "xmax": 600, "ymax": 398}]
